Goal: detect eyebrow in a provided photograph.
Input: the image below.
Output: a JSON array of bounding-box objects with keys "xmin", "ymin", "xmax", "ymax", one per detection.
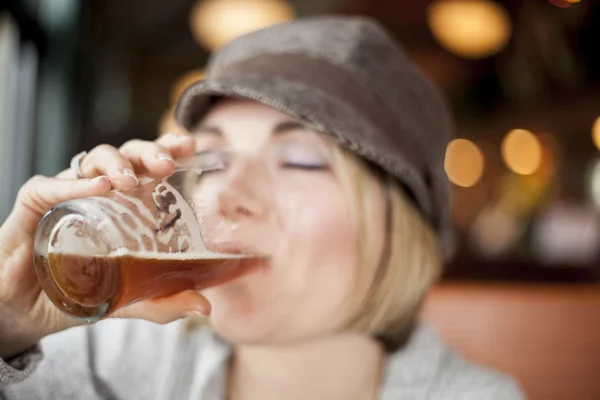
[
  {"xmin": 194, "ymin": 125, "xmax": 222, "ymax": 136},
  {"xmin": 272, "ymin": 120, "xmax": 307, "ymax": 135},
  {"xmin": 194, "ymin": 120, "xmax": 308, "ymax": 137}
]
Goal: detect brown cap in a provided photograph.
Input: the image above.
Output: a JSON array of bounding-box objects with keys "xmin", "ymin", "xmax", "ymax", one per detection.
[{"xmin": 175, "ymin": 15, "xmax": 455, "ymax": 257}]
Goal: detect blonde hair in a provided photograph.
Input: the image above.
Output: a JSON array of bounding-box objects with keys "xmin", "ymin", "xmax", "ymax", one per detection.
[{"xmin": 330, "ymin": 145, "xmax": 443, "ymax": 346}]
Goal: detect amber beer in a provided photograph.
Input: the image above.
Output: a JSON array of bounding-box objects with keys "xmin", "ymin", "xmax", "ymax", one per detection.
[{"xmin": 35, "ymin": 251, "xmax": 263, "ymax": 321}]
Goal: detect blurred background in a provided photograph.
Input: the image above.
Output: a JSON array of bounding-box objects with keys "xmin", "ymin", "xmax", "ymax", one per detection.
[{"xmin": 1, "ymin": 0, "xmax": 600, "ymax": 283}]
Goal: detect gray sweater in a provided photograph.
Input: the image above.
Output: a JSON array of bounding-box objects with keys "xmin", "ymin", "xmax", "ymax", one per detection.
[{"xmin": 0, "ymin": 320, "xmax": 525, "ymax": 399}]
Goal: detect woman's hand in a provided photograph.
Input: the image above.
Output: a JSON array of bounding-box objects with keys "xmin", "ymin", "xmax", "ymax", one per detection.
[{"xmin": 0, "ymin": 133, "xmax": 210, "ymax": 360}]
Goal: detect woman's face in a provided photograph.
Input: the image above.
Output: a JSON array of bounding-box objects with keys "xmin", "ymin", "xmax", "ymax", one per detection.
[{"xmin": 192, "ymin": 99, "xmax": 386, "ymax": 345}]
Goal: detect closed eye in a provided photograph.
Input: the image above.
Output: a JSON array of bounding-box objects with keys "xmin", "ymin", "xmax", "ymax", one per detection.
[
  {"xmin": 277, "ymin": 142, "xmax": 329, "ymax": 171},
  {"xmin": 281, "ymin": 162, "xmax": 328, "ymax": 170}
]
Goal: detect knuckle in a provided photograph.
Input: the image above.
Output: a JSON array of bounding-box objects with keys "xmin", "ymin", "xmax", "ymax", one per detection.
[
  {"xmin": 17, "ymin": 176, "xmax": 51, "ymax": 211},
  {"xmin": 85, "ymin": 144, "xmax": 128, "ymax": 172},
  {"xmin": 155, "ymin": 133, "xmax": 178, "ymax": 145},
  {"xmin": 84, "ymin": 145, "xmax": 116, "ymax": 169},
  {"xmin": 147, "ymin": 141, "xmax": 168, "ymax": 153},
  {"xmin": 28, "ymin": 174, "xmax": 46, "ymax": 184},
  {"xmin": 19, "ymin": 175, "xmax": 46, "ymax": 194},
  {"xmin": 119, "ymin": 139, "xmax": 146, "ymax": 152},
  {"xmin": 152, "ymin": 144, "xmax": 171, "ymax": 157},
  {"xmin": 156, "ymin": 143, "xmax": 169, "ymax": 152},
  {"xmin": 93, "ymin": 144, "xmax": 117, "ymax": 154}
]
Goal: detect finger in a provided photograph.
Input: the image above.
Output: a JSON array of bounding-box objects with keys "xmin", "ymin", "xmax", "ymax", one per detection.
[
  {"xmin": 78, "ymin": 145, "xmax": 138, "ymax": 190},
  {"xmin": 14, "ymin": 175, "xmax": 111, "ymax": 219},
  {"xmin": 119, "ymin": 140, "xmax": 176, "ymax": 178},
  {"xmin": 155, "ymin": 132, "xmax": 196, "ymax": 159},
  {"xmin": 113, "ymin": 290, "xmax": 211, "ymax": 324}
]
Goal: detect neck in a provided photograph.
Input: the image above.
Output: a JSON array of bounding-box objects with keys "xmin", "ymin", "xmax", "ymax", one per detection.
[{"xmin": 228, "ymin": 333, "xmax": 384, "ymax": 400}]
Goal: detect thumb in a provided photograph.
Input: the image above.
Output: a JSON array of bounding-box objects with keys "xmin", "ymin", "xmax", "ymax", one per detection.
[{"xmin": 112, "ymin": 290, "xmax": 211, "ymax": 324}]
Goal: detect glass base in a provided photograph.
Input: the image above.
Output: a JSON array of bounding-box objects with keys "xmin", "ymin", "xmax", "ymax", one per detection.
[{"xmin": 33, "ymin": 203, "xmax": 115, "ymax": 323}]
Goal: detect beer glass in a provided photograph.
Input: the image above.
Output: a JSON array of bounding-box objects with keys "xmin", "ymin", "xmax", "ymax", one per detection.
[{"xmin": 33, "ymin": 152, "xmax": 270, "ymax": 323}]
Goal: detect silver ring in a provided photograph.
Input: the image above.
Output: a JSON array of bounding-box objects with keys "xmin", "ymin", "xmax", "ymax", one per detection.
[{"xmin": 70, "ymin": 151, "xmax": 88, "ymax": 179}]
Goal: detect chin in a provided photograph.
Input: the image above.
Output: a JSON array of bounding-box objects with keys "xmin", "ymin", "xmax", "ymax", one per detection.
[
  {"xmin": 208, "ymin": 303, "xmax": 335, "ymax": 347},
  {"xmin": 202, "ymin": 287, "xmax": 270, "ymax": 343},
  {"xmin": 206, "ymin": 294, "xmax": 310, "ymax": 346},
  {"xmin": 208, "ymin": 308, "xmax": 283, "ymax": 345},
  {"xmin": 202, "ymin": 269, "xmax": 283, "ymax": 343}
]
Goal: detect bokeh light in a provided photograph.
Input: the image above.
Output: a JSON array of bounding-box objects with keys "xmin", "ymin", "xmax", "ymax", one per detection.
[
  {"xmin": 588, "ymin": 159, "xmax": 600, "ymax": 209},
  {"xmin": 427, "ymin": 0, "xmax": 511, "ymax": 59},
  {"xmin": 592, "ymin": 116, "xmax": 600, "ymax": 151},
  {"xmin": 445, "ymin": 138, "xmax": 485, "ymax": 187},
  {"xmin": 548, "ymin": 0, "xmax": 576, "ymax": 8},
  {"xmin": 190, "ymin": 0, "xmax": 294, "ymax": 51},
  {"xmin": 502, "ymin": 129, "xmax": 542, "ymax": 175}
]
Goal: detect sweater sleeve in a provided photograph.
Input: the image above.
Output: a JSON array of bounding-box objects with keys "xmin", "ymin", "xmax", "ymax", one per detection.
[
  {"xmin": 0, "ymin": 345, "xmax": 43, "ymax": 388},
  {"xmin": 0, "ymin": 326, "xmax": 104, "ymax": 400},
  {"xmin": 430, "ymin": 350, "xmax": 527, "ymax": 400}
]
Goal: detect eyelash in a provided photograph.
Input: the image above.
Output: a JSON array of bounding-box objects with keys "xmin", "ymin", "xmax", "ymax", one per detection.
[
  {"xmin": 280, "ymin": 162, "xmax": 328, "ymax": 171},
  {"xmin": 199, "ymin": 162, "xmax": 327, "ymax": 174}
]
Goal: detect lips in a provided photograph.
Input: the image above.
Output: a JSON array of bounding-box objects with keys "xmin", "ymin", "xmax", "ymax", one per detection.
[{"xmin": 210, "ymin": 240, "xmax": 267, "ymax": 257}]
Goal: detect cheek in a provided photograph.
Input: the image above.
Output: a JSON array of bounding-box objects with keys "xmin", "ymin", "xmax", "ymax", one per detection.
[
  {"xmin": 277, "ymin": 176, "xmax": 359, "ymax": 304},
  {"xmin": 283, "ymin": 189, "xmax": 355, "ymax": 257}
]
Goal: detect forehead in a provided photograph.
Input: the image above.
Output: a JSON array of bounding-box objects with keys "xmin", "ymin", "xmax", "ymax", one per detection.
[
  {"xmin": 192, "ymin": 98, "xmax": 331, "ymax": 151},
  {"xmin": 200, "ymin": 98, "xmax": 290, "ymax": 123},
  {"xmin": 193, "ymin": 99, "xmax": 287, "ymax": 145}
]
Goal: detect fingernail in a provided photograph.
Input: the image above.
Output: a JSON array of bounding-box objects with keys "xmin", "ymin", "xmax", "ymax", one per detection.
[
  {"xmin": 157, "ymin": 152, "xmax": 174, "ymax": 163},
  {"xmin": 182, "ymin": 310, "xmax": 204, "ymax": 319},
  {"xmin": 122, "ymin": 168, "xmax": 138, "ymax": 184}
]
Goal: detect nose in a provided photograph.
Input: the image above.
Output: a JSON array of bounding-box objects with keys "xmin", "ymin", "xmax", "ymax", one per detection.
[{"xmin": 217, "ymin": 157, "xmax": 273, "ymax": 222}]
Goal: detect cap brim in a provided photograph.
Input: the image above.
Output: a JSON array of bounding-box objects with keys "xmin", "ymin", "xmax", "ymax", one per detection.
[{"xmin": 175, "ymin": 78, "xmax": 322, "ymax": 133}]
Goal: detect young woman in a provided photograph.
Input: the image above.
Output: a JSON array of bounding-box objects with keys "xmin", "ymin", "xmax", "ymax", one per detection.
[{"xmin": 0, "ymin": 16, "xmax": 524, "ymax": 399}]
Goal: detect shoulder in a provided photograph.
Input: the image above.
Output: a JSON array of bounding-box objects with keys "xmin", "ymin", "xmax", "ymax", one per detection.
[
  {"xmin": 430, "ymin": 351, "xmax": 526, "ymax": 400},
  {"xmin": 383, "ymin": 324, "xmax": 526, "ymax": 400},
  {"xmin": 4, "ymin": 324, "xmax": 99, "ymax": 398}
]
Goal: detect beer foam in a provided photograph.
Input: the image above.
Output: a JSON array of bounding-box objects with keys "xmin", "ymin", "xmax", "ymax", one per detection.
[
  {"xmin": 110, "ymin": 250, "xmax": 250, "ymax": 260},
  {"xmin": 48, "ymin": 249, "xmax": 251, "ymax": 261}
]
